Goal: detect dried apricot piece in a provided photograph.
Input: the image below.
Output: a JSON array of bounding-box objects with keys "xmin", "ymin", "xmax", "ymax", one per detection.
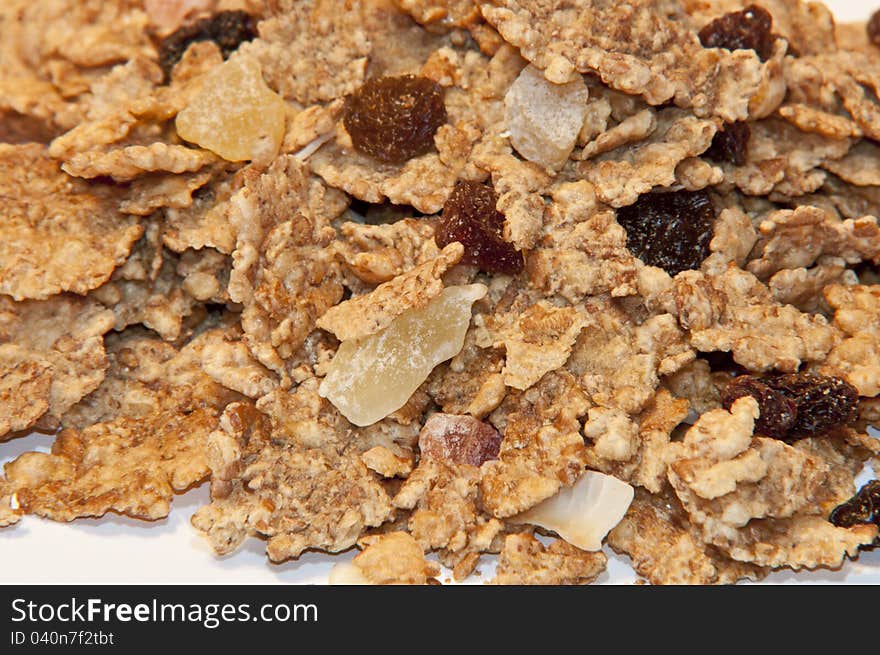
[
  {"xmin": 158, "ymin": 10, "xmax": 258, "ymax": 81},
  {"xmin": 343, "ymin": 75, "xmax": 447, "ymax": 164},
  {"xmin": 435, "ymin": 181, "xmax": 524, "ymax": 275},
  {"xmin": 615, "ymin": 190, "xmax": 715, "ymax": 276},
  {"xmin": 698, "ymin": 5, "xmax": 776, "ymax": 62},
  {"xmin": 175, "ymin": 56, "xmax": 286, "ymax": 163}
]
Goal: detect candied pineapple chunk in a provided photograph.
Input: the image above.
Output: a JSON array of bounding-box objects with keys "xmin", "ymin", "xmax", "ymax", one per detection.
[
  {"xmin": 320, "ymin": 284, "xmax": 488, "ymax": 426},
  {"xmin": 175, "ymin": 55, "xmax": 286, "ymax": 162},
  {"xmin": 504, "ymin": 65, "xmax": 589, "ymax": 170}
]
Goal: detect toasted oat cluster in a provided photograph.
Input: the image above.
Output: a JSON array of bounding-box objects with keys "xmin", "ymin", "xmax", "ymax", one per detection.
[{"xmin": 1, "ymin": 0, "xmax": 879, "ymax": 584}]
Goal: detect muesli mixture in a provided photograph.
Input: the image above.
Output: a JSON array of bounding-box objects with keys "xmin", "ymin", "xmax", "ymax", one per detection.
[{"xmin": 1, "ymin": 0, "xmax": 879, "ymax": 585}]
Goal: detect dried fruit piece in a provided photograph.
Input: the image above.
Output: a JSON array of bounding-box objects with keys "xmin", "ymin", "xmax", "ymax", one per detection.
[
  {"xmin": 435, "ymin": 181, "xmax": 524, "ymax": 275},
  {"xmin": 764, "ymin": 374, "xmax": 860, "ymax": 438},
  {"xmin": 829, "ymin": 481, "xmax": 879, "ymax": 540},
  {"xmin": 869, "ymin": 10, "xmax": 880, "ymax": 47},
  {"xmin": 418, "ymin": 413, "xmax": 502, "ymax": 467},
  {"xmin": 721, "ymin": 375, "xmax": 798, "ymax": 440},
  {"xmin": 158, "ymin": 10, "xmax": 258, "ymax": 80},
  {"xmin": 343, "ymin": 75, "xmax": 447, "ymax": 164},
  {"xmin": 319, "ymin": 284, "xmax": 487, "ymax": 426},
  {"xmin": 615, "ymin": 190, "xmax": 715, "ymax": 276},
  {"xmin": 513, "ymin": 471, "xmax": 634, "ymax": 551},
  {"xmin": 698, "ymin": 5, "xmax": 776, "ymax": 62},
  {"xmin": 703, "ymin": 121, "xmax": 750, "ymax": 166},
  {"xmin": 504, "ymin": 64, "xmax": 589, "ymax": 170},
  {"xmin": 175, "ymin": 56, "xmax": 286, "ymax": 163}
]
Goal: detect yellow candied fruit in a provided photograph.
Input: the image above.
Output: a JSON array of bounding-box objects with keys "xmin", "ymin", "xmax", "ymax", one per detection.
[
  {"xmin": 319, "ymin": 284, "xmax": 488, "ymax": 427},
  {"xmin": 175, "ymin": 55, "xmax": 286, "ymax": 163}
]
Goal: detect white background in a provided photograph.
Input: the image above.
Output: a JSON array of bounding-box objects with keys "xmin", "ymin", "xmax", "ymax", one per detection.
[{"xmin": 1, "ymin": 0, "xmax": 878, "ymax": 585}]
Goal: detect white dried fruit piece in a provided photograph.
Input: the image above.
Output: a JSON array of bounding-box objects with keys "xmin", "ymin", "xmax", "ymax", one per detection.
[
  {"xmin": 175, "ymin": 56, "xmax": 286, "ymax": 163},
  {"xmin": 504, "ymin": 65, "xmax": 589, "ymax": 170},
  {"xmin": 319, "ymin": 284, "xmax": 487, "ymax": 427},
  {"xmin": 513, "ymin": 470, "xmax": 635, "ymax": 551}
]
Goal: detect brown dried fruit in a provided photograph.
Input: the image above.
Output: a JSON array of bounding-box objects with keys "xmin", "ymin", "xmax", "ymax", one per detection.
[
  {"xmin": 829, "ymin": 480, "xmax": 879, "ymax": 547},
  {"xmin": 703, "ymin": 121, "xmax": 750, "ymax": 166},
  {"xmin": 343, "ymin": 75, "xmax": 447, "ymax": 164},
  {"xmin": 435, "ymin": 180, "xmax": 524, "ymax": 274},
  {"xmin": 698, "ymin": 5, "xmax": 776, "ymax": 62},
  {"xmin": 765, "ymin": 373, "xmax": 860, "ymax": 438},
  {"xmin": 418, "ymin": 413, "xmax": 502, "ymax": 466},
  {"xmin": 868, "ymin": 10, "xmax": 880, "ymax": 47},
  {"xmin": 158, "ymin": 10, "xmax": 257, "ymax": 81},
  {"xmin": 720, "ymin": 375, "xmax": 798, "ymax": 440},
  {"xmin": 615, "ymin": 190, "xmax": 715, "ymax": 276}
]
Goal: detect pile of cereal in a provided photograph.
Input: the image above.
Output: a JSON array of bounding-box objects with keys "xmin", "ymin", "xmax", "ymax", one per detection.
[{"xmin": 1, "ymin": 0, "xmax": 879, "ymax": 585}]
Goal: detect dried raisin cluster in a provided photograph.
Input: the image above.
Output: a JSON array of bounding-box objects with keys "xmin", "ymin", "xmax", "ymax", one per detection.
[
  {"xmin": 343, "ymin": 75, "xmax": 447, "ymax": 164},
  {"xmin": 158, "ymin": 10, "xmax": 258, "ymax": 81},
  {"xmin": 721, "ymin": 373, "xmax": 860, "ymax": 441},
  {"xmin": 435, "ymin": 180, "xmax": 524, "ymax": 275},
  {"xmin": 829, "ymin": 480, "xmax": 879, "ymax": 549},
  {"xmin": 704, "ymin": 122, "xmax": 751, "ymax": 166},
  {"xmin": 698, "ymin": 5, "xmax": 776, "ymax": 61},
  {"xmin": 615, "ymin": 189, "xmax": 715, "ymax": 276}
]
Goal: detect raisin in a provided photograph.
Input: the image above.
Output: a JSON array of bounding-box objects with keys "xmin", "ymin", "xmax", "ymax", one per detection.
[
  {"xmin": 343, "ymin": 75, "xmax": 447, "ymax": 164},
  {"xmin": 158, "ymin": 10, "xmax": 258, "ymax": 82},
  {"xmin": 698, "ymin": 5, "xmax": 776, "ymax": 61},
  {"xmin": 703, "ymin": 122, "xmax": 751, "ymax": 166},
  {"xmin": 869, "ymin": 10, "xmax": 880, "ymax": 47},
  {"xmin": 764, "ymin": 373, "xmax": 860, "ymax": 438},
  {"xmin": 829, "ymin": 480, "xmax": 879, "ymax": 549},
  {"xmin": 435, "ymin": 180, "xmax": 524, "ymax": 275},
  {"xmin": 615, "ymin": 189, "xmax": 715, "ymax": 277},
  {"xmin": 721, "ymin": 375, "xmax": 798, "ymax": 440}
]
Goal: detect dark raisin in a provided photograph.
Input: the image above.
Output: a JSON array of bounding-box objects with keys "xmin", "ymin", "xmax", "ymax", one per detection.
[
  {"xmin": 615, "ymin": 189, "xmax": 715, "ymax": 277},
  {"xmin": 435, "ymin": 180, "xmax": 524, "ymax": 275},
  {"xmin": 764, "ymin": 373, "xmax": 860, "ymax": 438},
  {"xmin": 698, "ymin": 5, "xmax": 776, "ymax": 61},
  {"xmin": 869, "ymin": 10, "xmax": 880, "ymax": 47},
  {"xmin": 158, "ymin": 10, "xmax": 258, "ymax": 82},
  {"xmin": 829, "ymin": 480, "xmax": 879, "ymax": 550},
  {"xmin": 704, "ymin": 122, "xmax": 751, "ymax": 166},
  {"xmin": 343, "ymin": 75, "xmax": 447, "ymax": 164},
  {"xmin": 721, "ymin": 375, "xmax": 798, "ymax": 440}
]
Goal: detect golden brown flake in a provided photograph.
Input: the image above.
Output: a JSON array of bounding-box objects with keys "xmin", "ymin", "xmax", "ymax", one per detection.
[
  {"xmin": 607, "ymin": 489, "xmax": 766, "ymax": 585},
  {"xmin": 481, "ymin": 371, "xmax": 589, "ymax": 517},
  {"xmin": 226, "ymin": 155, "xmax": 344, "ymax": 377},
  {"xmin": 192, "ymin": 399, "xmax": 393, "ymax": 561},
  {"xmin": 317, "ymin": 243, "xmax": 463, "ymax": 341},
  {"xmin": 0, "ymin": 295, "xmax": 114, "ymax": 437},
  {"xmin": 0, "ymin": 144, "xmax": 142, "ymax": 300},
  {"xmin": 353, "ymin": 532, "xmax": 440, "ymax": 584},
  {"xmin": 492, "ymin": 531, "xmax": 607, "ymax": 585},
  {"xmin": 482, "ymin": 0, "xmax": 766, "ymax": 121}
]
